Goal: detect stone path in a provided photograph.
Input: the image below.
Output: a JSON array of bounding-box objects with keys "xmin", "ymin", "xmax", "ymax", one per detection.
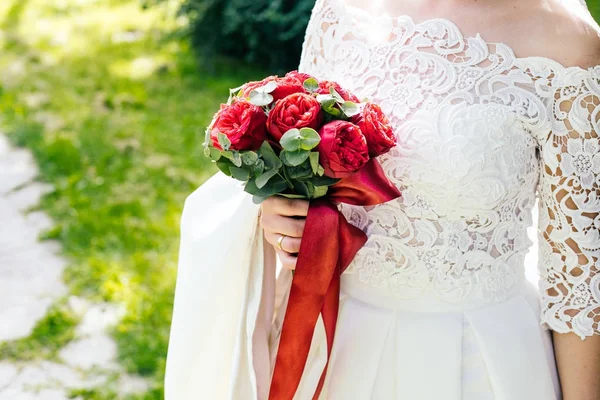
[{"xmin": 0, "ymin": 134, "xmax": 148, "ymax": 399}]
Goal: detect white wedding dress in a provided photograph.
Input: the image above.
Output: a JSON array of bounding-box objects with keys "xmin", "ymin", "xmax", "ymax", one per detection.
[{"xmin": 164, "ymin": 0, "xmax": 600, "ymax": 399}]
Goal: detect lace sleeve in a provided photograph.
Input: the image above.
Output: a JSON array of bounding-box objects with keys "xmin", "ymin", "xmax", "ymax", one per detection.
[{"xmin": 537, "ymin": 72, "xmax": 600, "ymax": 339}]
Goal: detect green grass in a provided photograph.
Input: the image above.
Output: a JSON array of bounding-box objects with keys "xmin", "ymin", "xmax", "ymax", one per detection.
[
  {"xmin": 0, "ymin": 0, "xmax": 264, "ymax": 397},
  {"xmin": 0, "ymin": 300, "xmax": 79, "ymax": 361}
]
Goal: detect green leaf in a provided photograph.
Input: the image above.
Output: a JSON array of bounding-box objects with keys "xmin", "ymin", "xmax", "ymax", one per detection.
[
  {"xmin": 203, "ymin": 126, "xmax": 212, "ymax": 149},
  {"xmin": 292, "ymin": 180, "xmax": 310, "ymax": 198},
  {"xmin": 241, "ymin": 151, "xmax": 258, "ymax": 165},
  {"xmin": 287, "ymin": 161, "xmax": 313, "ymax": 180},
  {"xmin": 311, "ymin": 175, "xmax": 340, "ymax": 186},
  {"xmin": 329, "ymin": 86, "xmax": 345, "ymax": 103},
  {"xmin": 222, "ymin": 151, "xmax": 242, "ymax": 167},
  {"xmin": 259, "ymin": 141, "xmax": 282, "ymax": 168},
  {"xmin": 229, "ymin": 166, "xmax": 251, "ymax": 181},
  {"xmin": 256, "ymin": 167, "xmax": 281, "ymax": 189},
  {"xmin": 313, "ymin": 185, "xmax": 329, "ymax": 198},
  {"xmin": 217, "ymin": 133, "xmax": 231, "ymax": 151},
  {"xmin": 317, "ymin": 165, "xmax": 325, "ymax": 176},
  {"xmin": 278, "ymin": 193, "xmax": 308, "ymax": 199},
  {"xmin": 245, "ymin": 176, "xmax": 288, "ymax": 197},
  {"xmin": 249, "ymin": 90, "xmax": 273, "ymax": 107},
  {"xmin": 303, "ymin": 77, "xmax": 319, "ymax": 92},
  {"xmin": 316, "ymin": 94, "xmax": 334, "ymax": 104},
  {"xmin": 298, "ymin": 127, "xmax": 321, "ymax": 150},
  {"xmin": 209, "ymin": 147, "xmax": 222, "ymax": 161},
  {"xmin": 281, "ymin": 150, "xmax": 310, "ymax": 167},
  {"xmin": 322, "ymin": 100, "xmax": 343, "ymax": 118},
  {"xmin": 252, "ymin": 196, "xmax": 268, "ymax": 205},
  {"xmin": 309, "ymin": 152, "xmax": 320, "ymax": 174},
  {"xmin": 279, "ymin": 128, "xmax": 302, "ymax": 152},
  {"xmin": 253, "ymin": 159, "xmax": 265, "ymax": 177},
  {"xmin": 261, "ymin": 81, "xmax": 278, "ymax": 94},
  {"xmin": 341, "ymin": 101, "xmax": 360, "ymax": 117},
  {"xmin": 280, "ymin": 128, "xmax": 321, "ymax": 152},
  {"xmin": 216, "ymin": 159, "xmax": 232, "ymax": 176},
  {"xmin": 204, "ymin": 146, "xmax": 211, "ymax": 158}
]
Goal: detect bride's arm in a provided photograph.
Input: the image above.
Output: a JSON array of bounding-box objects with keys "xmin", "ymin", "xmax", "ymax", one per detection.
[
  {"xmin": 536, "ymin": 59, "xmax": 600, "ymax": 400},
  {"xmin": 553, "ymin": 333, "xmax": 600, "ymax": 399}
]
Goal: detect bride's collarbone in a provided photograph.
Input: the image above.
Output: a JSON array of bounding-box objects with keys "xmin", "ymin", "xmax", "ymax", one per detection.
[{"xmin": 334, "ymin": 0, "xmax": 600, "ymax": 70}]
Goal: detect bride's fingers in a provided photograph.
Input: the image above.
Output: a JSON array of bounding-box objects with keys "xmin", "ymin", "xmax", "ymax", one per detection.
[
  {"xmin": 260, "ymin": 214, "xmax": 306, "ymax": 238},
  {"xmin": 275, "ymin": 248, "xmax": 298, "ymax": 270},
  {"xmin": 264, "ymin": 232, "xmax": 302, "ymax": 253}
]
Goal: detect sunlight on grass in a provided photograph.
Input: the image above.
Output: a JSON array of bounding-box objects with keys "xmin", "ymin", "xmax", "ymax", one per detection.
[{"xmin": 0, "ymin": 0, "xmax": 264, "ymax": 398}]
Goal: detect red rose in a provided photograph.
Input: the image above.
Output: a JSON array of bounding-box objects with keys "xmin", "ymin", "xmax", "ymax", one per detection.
[
  {"xmin": 285, "ymin": 70, "xmax": 315, "ymax": 86},
  {"xmin": 352, "ymin": 102, "xmax": 396, "ymax": 157},
  {"xmin": 317, "ymin": 120, "xmax": 370, "ymax": 178},
  {"xmin": 316, "ymin": 81, "xmax": 360, "ymax": 102},
  {"xmin": 242, "ymin": 75, "xmax": 306, "ymax": 102},
  {"xmin": 210, "ymin": 99, "xmax": 267, "ymax": 151},
  {"xmin": 267, "ymin": 93, "xmax": 323, "ymax": 142}
]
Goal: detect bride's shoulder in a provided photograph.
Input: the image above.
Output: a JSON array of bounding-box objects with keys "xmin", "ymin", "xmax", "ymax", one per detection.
[{"xmin": 536, "ymin": 0, "xmax": 600, "ymax": 68}]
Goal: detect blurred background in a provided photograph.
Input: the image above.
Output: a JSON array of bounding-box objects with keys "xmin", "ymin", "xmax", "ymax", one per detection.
[{"xmin": 0, "ymin": 1, "xmax": 598, "ymax": 399}]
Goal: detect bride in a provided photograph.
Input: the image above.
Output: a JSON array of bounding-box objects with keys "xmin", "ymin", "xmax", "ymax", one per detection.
[{"xmin": 164, "ymin": 0, "xmax": 600, "ymax": 398}]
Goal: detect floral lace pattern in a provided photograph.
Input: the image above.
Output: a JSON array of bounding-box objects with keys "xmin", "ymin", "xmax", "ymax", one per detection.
[{"xmin": 298, "ymin": 0, "xmax": 600, "ymax": 338}]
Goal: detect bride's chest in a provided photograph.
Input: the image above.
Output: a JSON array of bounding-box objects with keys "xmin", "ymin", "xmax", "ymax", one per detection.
[{"xmin": 305, "ymin": 11, "xmax": 552, "ymax": 209}]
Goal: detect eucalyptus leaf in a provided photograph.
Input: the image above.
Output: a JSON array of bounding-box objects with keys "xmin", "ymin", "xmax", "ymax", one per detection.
[
  {"xmin": 287, "ymin": 161, "xmax": 313, "ymax": 180},
  {"xmin": 256, "ymin": 167, "xmax": 280, "ymax": 189},
  {"xmin": 217, "ymin": 132, "xmax": 231, "ymax": 151},
  {"xmin": 249, "ymin": 90, "xmax": 274, "ymax": 107},
  {"xmin": 252, "ymin": 196, "xmax": 268, "ymax": 205},
  {"xmin": 241, "ymin": 151, "xmax": 258, "ymax": 165},
  {"xmin": 341, "ymin": 101, "xmax": 360, "ymax": 117},
  {"xmin": 245, "ymin": 176, "xmax": 288, "ymax": 197},
  {"xmin": 298, "ymin": 127, "xmax": 321, "ymax": 150},
  {"xmin": 311, "ymin": 175, "xmax": 340, "ymax": 187},
  {"xmin": 279, "ymin": 128, "xmax": 302, "ymax": 152},
  {"xmin": 222, "ymin": 150, "xmax": 242, "ymax": 167},
  {"xmin": 292, "ymin": 180, "xmax": 310, "ymax": 198},
  {"xmin": 313, "ymin": 185, "xmax": 329, "ymax": 198},
  {"xmin": 309, "ymin": 152, "xmax": 320, "ymax": 174},
  {"xmin": 216, "ymin": 159, "xmax": 232, "ymax": 176},
  {"xmin": 303, "ymin": 77, "xmax": 319, "ymax": 92},
  {"xmin": 259, "ymin": 141, "xmax": 282, "ymax": 168},
  {"xmin": 203, "ymin": 126, "xmax": 212, "ymax": 149},
  {"xmin": 316, "ymin": 94, "xmax": 334, "ymax": 104},
  {"xmin": 261, "ymin": 81, "xmax": 278, "ymax": 94},
  {"xmin": 278, "ymin": 193, "xmax": 308, "ymax": 199},
  {"xmin": 281, "ymin": 150, "xmax": 310, "ymax": 167},
  {"xmin": 230, "ymin": 166, "xmax": 251, "ymax": 181},
  {"xmin": 209, "ymin": 147, "xmax": 222, "ymax": 161},
  {"xmin": 253, "ymin": 159, "xmax": 265, "ymax": 177},
  {"xmin": 329, "ymin": 86, "xmax": 345, "ymax": 103}
]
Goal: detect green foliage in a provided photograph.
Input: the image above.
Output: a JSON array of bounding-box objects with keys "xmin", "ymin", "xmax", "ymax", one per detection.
[
  {"xmin": 174, "ymin": 0, "xmax": 315, "ymax": 73},
  {"xmin": 0, "ymin": 0, "xmax": 265, "ymax": 397},
  {"xmin": 0, "ymin": 301, "xmax": 79, "ymax": 361}
]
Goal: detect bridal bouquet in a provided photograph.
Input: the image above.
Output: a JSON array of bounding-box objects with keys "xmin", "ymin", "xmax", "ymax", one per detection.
[
  {"xmin": 203, "ymin": 71, "xmax": 402, "ymax": 400},
  {"xmin": 203, "ymin": 71, "xmax": 398, "ymax": 202}
]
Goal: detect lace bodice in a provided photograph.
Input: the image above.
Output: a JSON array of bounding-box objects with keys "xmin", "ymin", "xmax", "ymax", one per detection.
[{"xmin": 298, "ymin": 0, "xmax": 600, "ymax": 339}]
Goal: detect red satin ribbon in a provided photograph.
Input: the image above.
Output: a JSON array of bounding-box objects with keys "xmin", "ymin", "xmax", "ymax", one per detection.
[{"xmin": 268, "ymin": 159, "xmax": 402, "ymax": 400}]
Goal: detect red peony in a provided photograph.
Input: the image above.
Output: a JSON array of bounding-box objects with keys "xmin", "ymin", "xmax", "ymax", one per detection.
[
  {"xmin": 242, "ymin": 75, "xmax": 306, "ymax": 102},
  {"xmin": 317, "ymin": 120, "xmax": 370, "ymax": 178},
  {"xmin": 267, "ymin": 93, "xmax": 323, "ymax": 142},
  {"xmin": 316, "ymin": 81, "xmax": 360, "ymax": 102},
  {"xmin": 210, "ymin": 99, "xmax": 267, "ymax": 151},
  {"xmin": 285, "ymin": 70, "xmax": 315, "ymax": 86},
  {"xmin": 352, "ymin": 102, "xmax": 397, "ymax": 157}
]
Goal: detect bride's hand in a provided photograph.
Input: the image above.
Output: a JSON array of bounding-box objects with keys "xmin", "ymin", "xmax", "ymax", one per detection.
[{"xmin": 260, "ymin": 196, "xmax": 309, "ymax": 270}]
